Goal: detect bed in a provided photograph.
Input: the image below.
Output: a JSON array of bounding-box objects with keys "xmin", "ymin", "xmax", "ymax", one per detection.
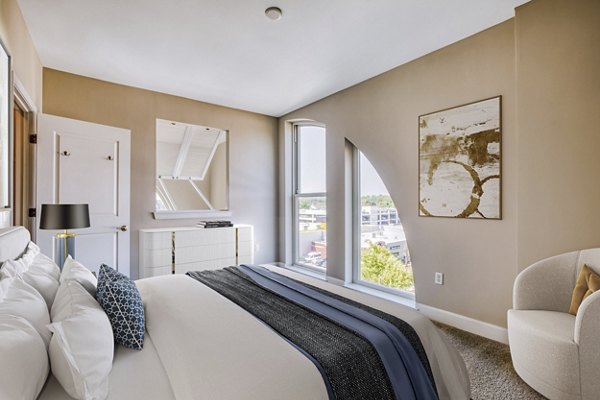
[{"xmin": 0, "ymin": 227, "xmax": 470, "ymax": 399}]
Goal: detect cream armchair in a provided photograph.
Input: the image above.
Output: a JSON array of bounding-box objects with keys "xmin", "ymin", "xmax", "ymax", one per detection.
[{"xmin": 508, "ymin": 249, "xmax": 600, "ymax": 400}]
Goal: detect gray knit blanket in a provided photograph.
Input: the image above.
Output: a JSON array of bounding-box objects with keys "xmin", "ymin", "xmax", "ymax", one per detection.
[{"xmin": 187, "ymin": 265, "xmax": 438, "ymax": 400}]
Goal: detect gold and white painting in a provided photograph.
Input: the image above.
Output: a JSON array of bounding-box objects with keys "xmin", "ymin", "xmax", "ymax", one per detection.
[{"xmin": 419, "ymin": 96, "xmax": 501, "ymax": 219}]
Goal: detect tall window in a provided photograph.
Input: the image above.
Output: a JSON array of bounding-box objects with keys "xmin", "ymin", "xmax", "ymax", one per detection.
[
  {"xmin": 293, "ymin": 124, "xmax": 326, "ymax": 270},
  {"xmin": 354, "ymin": 149, "xmax": 414, "ymax": 296}
]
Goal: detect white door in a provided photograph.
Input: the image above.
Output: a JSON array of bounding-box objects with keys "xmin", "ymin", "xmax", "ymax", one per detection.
[{"xmin": 36, "ymin": 114, "xmax": 131, "ymax": 276}]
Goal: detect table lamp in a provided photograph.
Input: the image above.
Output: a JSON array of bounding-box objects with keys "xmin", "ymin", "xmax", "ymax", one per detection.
[{"xmin": 39, "ymin": 204, "xmax": 90, "ymax": 268}]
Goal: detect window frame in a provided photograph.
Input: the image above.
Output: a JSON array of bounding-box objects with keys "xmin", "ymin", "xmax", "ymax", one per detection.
[
  {"xmin": 351, "ymin": 146, "xmax": 415, "ymax": 300},
  {"xmin": 292, "ymin": 123, "xmax": 327, "ymax": 272}
]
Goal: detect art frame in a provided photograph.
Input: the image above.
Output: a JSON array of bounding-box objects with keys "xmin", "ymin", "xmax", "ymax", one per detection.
[
  {"xmin": 0, "ymin": 39, "xmax": 11, "ymax": 210},
  {"xmin": 418, "ymin": 96, "xmax": 502, "ymax": 219}
]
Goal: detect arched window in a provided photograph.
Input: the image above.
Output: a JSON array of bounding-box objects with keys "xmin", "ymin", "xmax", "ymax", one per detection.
[{"xmin": 353, "ymin": 149, "xmax": 414, "ymax": 296}]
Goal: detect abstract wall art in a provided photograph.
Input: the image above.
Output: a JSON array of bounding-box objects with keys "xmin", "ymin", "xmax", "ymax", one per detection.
[{"xmin": 419, "ymin": 96, "xmax": 501, "ymax": 219}]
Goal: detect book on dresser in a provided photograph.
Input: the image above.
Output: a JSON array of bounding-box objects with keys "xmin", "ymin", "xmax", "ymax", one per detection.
[
  {"xmin": 197, "ymin": 220, "xmax": 233, "ymax": 228},
  {"xmin": 139, "ymin": 225, "xmax": 254, "ymax": 278}
]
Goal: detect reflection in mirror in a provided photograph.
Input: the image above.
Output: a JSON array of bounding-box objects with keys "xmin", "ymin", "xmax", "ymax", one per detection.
[{"xmin": 155, "ymin": 119, "xmax": 228, "ymax": 213}]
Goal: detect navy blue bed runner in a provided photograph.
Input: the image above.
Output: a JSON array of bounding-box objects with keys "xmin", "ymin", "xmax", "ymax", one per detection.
[{"xmin": 187, "ymin": 265, "xmax": 438, "ymax": 400}]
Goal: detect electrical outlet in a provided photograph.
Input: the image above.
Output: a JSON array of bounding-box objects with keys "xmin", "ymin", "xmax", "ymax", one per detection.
[{"xmin": 434, "ymin": 272, "xmax": 444, "ymax": 285}]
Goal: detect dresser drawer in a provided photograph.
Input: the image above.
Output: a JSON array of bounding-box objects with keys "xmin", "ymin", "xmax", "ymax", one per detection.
[
  {"xmin": 237, "ymin": 255, "xmax": 254, "ymax": 265},
  {"xmin": 237, "ymin": 240, "xmax": 253, "ymax": 257},
  {"xmin": 236, "ymin": 226, "xmax": 253, "ymax": 242},
  {"xmin": 141, "ymin": 248, "xmax": 172, "ymax": 268},
  {"xmin": 140, "ymin": 231, "xmax": 173, "ymax": 250},
  {"xmin": 176, "ymin": 242, "xmax": 236, "ymax": 264},
  {"xmin": 175, "ymin": 228, "xmax": 235, "ymax": 247}
]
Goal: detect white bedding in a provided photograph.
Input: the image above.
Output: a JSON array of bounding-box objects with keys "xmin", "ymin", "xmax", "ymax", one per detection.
[
  {"xmin": 38, "ymin": 333, "xmax": 175, "ymax": 400},
  {"xmin": 39, "ymin": 266, "xmax": 470, "ymax": 400}
]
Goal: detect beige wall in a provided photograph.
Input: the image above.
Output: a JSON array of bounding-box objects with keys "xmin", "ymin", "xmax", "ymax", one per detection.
[
  {"xmin": 210, "ymin": 144, "xmax": 228, "ymax": 209},
  {"xmin": 281, "ymin": 21, "xmax": 518, "ymax": 327},
  {"xmin": 43, "ymin": 69, "xmax": 279, "ymax": 278},
  {"xmin": 0, "ymin": 0, "xmax": 42, "ymax": 109},
  {"xmin": 516, "ymin": 0, "xmax": 600, "ymax": 268},
  {"xmin": 280, "ymin": 0, "xmax": 600, "ymax": 328}
]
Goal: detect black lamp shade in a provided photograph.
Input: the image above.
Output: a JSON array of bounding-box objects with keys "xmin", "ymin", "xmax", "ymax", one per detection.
[{"xmin": 39, "ymin": 204, "xmax": 91, "ymax": 230}]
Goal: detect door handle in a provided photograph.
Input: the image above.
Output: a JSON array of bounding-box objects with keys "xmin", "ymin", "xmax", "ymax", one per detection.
[
  {"xmin": 60, "ymin": 150, "xmax": 71, "ymax": 156},
  {"xmin": 119, "ymin": 225, "xmax": 128, "ymax": 232}
]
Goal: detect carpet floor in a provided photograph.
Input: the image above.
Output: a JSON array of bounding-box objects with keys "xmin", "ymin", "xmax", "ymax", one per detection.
[{"xmin": 434, "ymin": 322, "xmax": 547, "ymax": 400}]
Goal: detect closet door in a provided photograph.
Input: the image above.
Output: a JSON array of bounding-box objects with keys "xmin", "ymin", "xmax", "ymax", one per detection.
[{"xmin": 37, "ymin": 114, "xmax": 131, "ymax": 276}]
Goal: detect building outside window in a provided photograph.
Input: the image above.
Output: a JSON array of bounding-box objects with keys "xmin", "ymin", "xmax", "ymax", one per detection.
[
  {"xmin": 293, "ymin": 124, "xmax": 327, "ymax": 270},
  {"xmin": 354, "ymin": 149, "xmax": 414, "ymax": 295}
]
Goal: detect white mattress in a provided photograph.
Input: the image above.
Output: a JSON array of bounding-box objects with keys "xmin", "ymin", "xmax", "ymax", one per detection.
[{"xmin": 39, "ymin": 266, "xmax": 470, "ymax": 399}]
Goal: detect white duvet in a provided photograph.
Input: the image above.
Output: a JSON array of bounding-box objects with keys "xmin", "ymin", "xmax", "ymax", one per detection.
[{"xmin": 39, "ymin": 266, "xmax": 470, "ymax": 400}]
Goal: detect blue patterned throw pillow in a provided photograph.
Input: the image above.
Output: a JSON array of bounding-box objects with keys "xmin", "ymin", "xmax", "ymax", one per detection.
[
  {"xmin": 96, "ymin": 263, "xmax": 122, "ymax": 305},
  {"xmin": 96, "ymin": 264, "xmax": 145, "ymax": 350}
]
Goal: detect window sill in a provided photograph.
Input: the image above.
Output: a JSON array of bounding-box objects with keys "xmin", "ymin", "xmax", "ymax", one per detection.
[
  {"xmin": 285, "ymin": 264, "xmax": 327, "ymax": 280},
  {"xmin": 342, "ymin": 282, "xmax": 416, "ymax": 309},
  {"xmin": 267, "ymin": 263, "xmax": 416, "ymax": 309},
  {"xmin": 268, "ymin": 263, "xmax": 327, "ymax": 281}
]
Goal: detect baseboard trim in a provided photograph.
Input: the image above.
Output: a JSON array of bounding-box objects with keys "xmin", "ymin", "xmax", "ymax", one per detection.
[{"xmin": 417, "ymin": 303, "xmax": 508, "ymax": 344}]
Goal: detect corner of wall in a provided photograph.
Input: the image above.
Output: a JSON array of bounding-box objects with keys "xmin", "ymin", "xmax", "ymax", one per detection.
[{"xmin": 0, "ymin": 0, "xmax": 43, "ymax": 111}]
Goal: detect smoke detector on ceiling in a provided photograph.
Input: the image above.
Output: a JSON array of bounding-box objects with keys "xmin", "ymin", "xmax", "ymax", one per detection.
[{"xmin": 265, "ymin": 7, "xmax": 283, "ymax": 21}]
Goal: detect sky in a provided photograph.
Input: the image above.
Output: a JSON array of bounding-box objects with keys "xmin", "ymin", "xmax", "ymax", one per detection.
[
  {"xmin": 359, "ymin": 152, "xmax": 390, "ymax": 196},
  {"xmin": 299, "ymin": 126, "xmax": 389, "ymax": 196},
  {"xmin": 298, "ymin": 126, "xmax": 326, "ymax": 193}
]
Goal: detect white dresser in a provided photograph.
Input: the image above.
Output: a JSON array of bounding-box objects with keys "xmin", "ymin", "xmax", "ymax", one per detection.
[{"xmin": 139, "ymin": 225, "xmax": 254, "ymax": 278}]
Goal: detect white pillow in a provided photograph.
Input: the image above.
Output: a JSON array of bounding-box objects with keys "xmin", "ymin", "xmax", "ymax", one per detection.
[
  {"xmin": 30, "ymin": 252, "xmax": 61, "ymax": 281},
  {"xmin": 21, "ymin": 241, "xmax": 41, "ymax": 266},
  {"xmin": 0, "ymin": 256, "xmax": 27, "ymax": 279},
  {"xmin": 0, "ymin": 241, "xmax": 42, "ymax": 280},
  {"xmin": 61, "ymin": 256, "xmax": 97, "ymax": 297},
  {"xmin": 2, "ymin": 260, "xmax": 60, "ymax": 311},
  {"xmin": 49, "ymin": 280, "xmax": 114, "ymax": 400},
  {"xmin": 0, "ymin": 314, "xmax": 49, "ymax": 400},
  {"xmin": 0, "ymin": 278, "xmax": 51, "ymax": 347},
  {"xmin": 24, "ymin": 266, "xmax": 60, "ymax": 311},
  {"xmin": 1, "ymin": 258, "xmax": 59, "ymax": 311},
  {"xmin": 51, "ymin": 277, "xmax": 94, "ymax": 322},
  {"xmin": 0, "ymin": 276, "xmax": 12, "ymax": 302}
]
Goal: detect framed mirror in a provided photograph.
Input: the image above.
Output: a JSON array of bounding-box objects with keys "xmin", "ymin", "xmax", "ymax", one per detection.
[{"xmin": 153, "ymin": 119, "xmax": 229, "ymax": 219}]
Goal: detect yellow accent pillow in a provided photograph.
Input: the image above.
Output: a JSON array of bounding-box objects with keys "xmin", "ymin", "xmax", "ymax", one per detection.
[{"xmin": 569, "ymin": 264, "xmax": 600, "ymax": 315}]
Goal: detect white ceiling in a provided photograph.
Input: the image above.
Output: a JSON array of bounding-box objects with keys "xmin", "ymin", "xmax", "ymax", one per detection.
[{"xmin": 17, "ymin": 0, "xmax": 529, "ymax": 117}]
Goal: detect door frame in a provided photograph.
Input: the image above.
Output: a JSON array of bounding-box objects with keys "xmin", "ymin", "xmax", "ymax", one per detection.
[{"xmin": 13, "ymin": 77, "xmax": 37, "ymax": 236}]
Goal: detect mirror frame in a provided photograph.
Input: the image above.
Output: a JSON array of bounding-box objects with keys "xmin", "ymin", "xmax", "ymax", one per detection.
[{"xmin": 153, "ymin": 121, "xmax": 230, "ymax": 220}]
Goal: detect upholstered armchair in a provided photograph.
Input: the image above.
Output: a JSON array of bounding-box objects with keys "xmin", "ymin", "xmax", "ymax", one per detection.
[{"xmin": 507, "ymin": 249, "xmax": 600, "ymax": 400}]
